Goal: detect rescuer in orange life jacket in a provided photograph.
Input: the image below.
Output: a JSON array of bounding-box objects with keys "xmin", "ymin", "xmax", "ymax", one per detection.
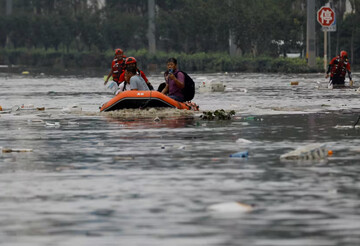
[
  {"xmin": 104, "ymin": 48, "xmax": 126, "ymax": 86},
  {"xmin": 325, "ymin": 50, "xmax": 354, "ymax": 87},
  {"xmin": 118, "ymin": 56, "xmax": 154, "ymax": 90}
]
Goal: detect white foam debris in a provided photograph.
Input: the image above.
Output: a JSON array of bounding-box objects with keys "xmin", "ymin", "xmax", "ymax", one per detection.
[
  {"xmin": 236, "ymin": 138, "xmax": 253, "ymax": 144},
  {"xmin": 207, "ymin": 202, "xmax": 253, "ymax": 213},
  {"xmin": 45, "ymin": 122, "xmax": 60, "ymax": 128},
  {"xmin": 62, "ymin": 105, "xmax": 82, "ymax": 113},
  {"xmin": 334, "ymin": 125, "xmax": 360, "ymax": 129}
]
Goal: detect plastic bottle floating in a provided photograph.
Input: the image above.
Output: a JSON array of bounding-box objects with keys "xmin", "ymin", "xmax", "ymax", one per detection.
[
  {"xmin": 207, "ymin": 202, "xmax": 253, "ymax": 213},
  {"xmin": 280, "ymin": 143, "xmax": 328, "ymax": 161},
  {"xmin": 230, "ymin": 151, "xmax": 249, "ymax": 158}
]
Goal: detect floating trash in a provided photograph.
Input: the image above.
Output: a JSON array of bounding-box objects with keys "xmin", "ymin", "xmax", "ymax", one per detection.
[
  {"xmin": 113, "ymin": 156, "xmax": 134, "ymax": 160},
  {"xmin": 200, "ymin": 109, "xmax": 235, "ymax": 120},
  {"xmin": 236, "ymin": 138, "xmax": 252, "ymax": 144},
  {"xmin": 45, "ymin": 122, "xmax": 60, "ymax": 128},
  {"xmin": 207, "ymin": 202, "xmax": 253, "ymax": 213},
  {"xmin": 0, "ymin": 105, "xmax": 2, "ymax": 111},
  {"xmin": 198, "ymin": 81, "xmax": 226, "ymax": 93},
  {"xmin": 28, "ymin": 119, "xmax": 44, "ymax": 124},
  {"xmin": 21, "ymin": 71, "xmax": 30, "ymax": 75},
  {"xmin": 21, "ymin": 104, "xmax": 35, "ymax": 110},
  {"xmin": 11, "ymin": 105, "xmax": 20, "ymax": 112},
  {"xmin": 280, "ymin": 143, "xmax": 328, "ymax": 161},
  {"xmin": 334, "ymin": 125, "xmax": 360, "ymax": 129},
  {"xmin": 62, "ymin": 105, "xmax": 82, "ymax": 113},
  {"xmin": 1, "ymin": 148, "xmax": 33, "ymax": 153},
  {"xmin": 67, "ymin": 121, "xmax": 79, "ymax": 126},
  {"xmin": 229, "ymin": 151, "xmax": 249, "ymax": 158},
  {"xmin": 290, "ymin": 81, "xmax": 299, "ymax": 85}
]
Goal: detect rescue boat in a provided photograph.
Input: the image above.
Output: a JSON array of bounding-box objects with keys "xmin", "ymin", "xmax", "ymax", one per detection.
[{"xmin": 100, "ymin": 91, "xmax": 193, "ymax": 112}]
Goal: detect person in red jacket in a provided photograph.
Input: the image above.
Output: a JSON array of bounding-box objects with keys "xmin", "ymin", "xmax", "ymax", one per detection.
[
  {"xmin": 104, "ymin": 48, "xmax": 126, "ymax": 85},
  {"xmin": 118, "ymin": 57, "xmax": 154, "ymax": 90},
  {"xmin": 326, "ymin": 50, "xmax": 354, "ymax": 88}
]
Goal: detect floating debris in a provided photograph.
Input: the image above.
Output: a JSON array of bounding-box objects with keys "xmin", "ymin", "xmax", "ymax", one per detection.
[
  {"xmin": 21, "ymin": 104, "xmax": 34, "ymax": 109},
  {"xmin": 236, "ymin": 138, "xmax": 253, "ymax": 144},
  {"xmin": 229, "ymin": 151, "xmax": 249, "ymax": 158},
  {"xmin": 290, "ymin": 81, "xmax": 299, "ymax": 85},
  {"xmin": 198, "ymin": 81, "xmax": 226, "ymax": 93},
  {"xmin": 62, "ymin": 105, "xmax": 82, "ymax": 113},
  {"xmin": 11, "ymin": 105, "xmax": 20, "ymax": 112},
  {"xmin": 28, "ymin": 119, "xmax": 44, "ymax": 124},
  {"xmin": 280, "ymin": 143, "xmax": 328, "ymax": 161},
  {"xmin": 200, "ymin": 109, "xmax": 235, "ymax": 120},
  {"xmin": 113, "ymin": 156, "xmax": 134, "ymax": 160},
  {"xmin": 2, "ymin": 148, "xmax": 33, "ymax": 153},
  {"xmin": 45, "ymin": 122, "xmax": 60, "ymax": 128},
  {"xmin": 207, "ymin": 202, "xmax": 253, "ymax": 213}
]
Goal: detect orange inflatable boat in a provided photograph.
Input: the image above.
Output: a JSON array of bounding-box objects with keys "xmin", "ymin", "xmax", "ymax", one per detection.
[{"xmin": 100, "ymin": 91, "xmax": 194, "ymax": 112}]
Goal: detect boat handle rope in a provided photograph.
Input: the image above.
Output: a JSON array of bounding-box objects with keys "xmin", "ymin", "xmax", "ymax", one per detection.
[{"xmin": 139, "ymin": 90, "xmax": 153, "ymax": 109}]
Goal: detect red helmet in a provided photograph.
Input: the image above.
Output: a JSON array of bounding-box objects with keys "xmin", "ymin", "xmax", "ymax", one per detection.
[
  {"xmin": 115, "ymin": 48, "xmax": 123, "ymax": 55},
  {"xmin": 340, "ymin": 50, "xmax": 348, "ymax": 58},
  {"xmin": 125, "ymin": 57, "xmax": 137, "ymax": 65}
]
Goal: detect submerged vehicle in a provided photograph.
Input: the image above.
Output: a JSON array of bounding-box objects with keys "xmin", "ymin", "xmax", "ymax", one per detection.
[{"xmin": 100, "ymin": 91, "xmax": 197, "ymax": 112}]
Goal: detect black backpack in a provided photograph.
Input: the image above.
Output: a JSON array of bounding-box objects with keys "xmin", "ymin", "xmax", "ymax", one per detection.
[{"xmin": 170, "ymin": 70, "xmax": 195, "ymax": 101}]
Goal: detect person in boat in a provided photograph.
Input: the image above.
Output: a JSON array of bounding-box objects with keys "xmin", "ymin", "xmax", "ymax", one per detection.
[
  {"xmin": 114, "ymin": 70, "xmax": 131, "ymax": 95},
  {"xmin": 104, "ymin": 48, "xmax": 126, "ymax": 86},
  {"xmin": 326, "ymin": 50, "xmax": 354, "ymax": 87},
  {"xmin": 161, "ymin": 58, "xmax": 185, "ymax": 102},
  {"xmin": 126, "ymin": 66, "xmax": 149, "ymax": 91},
  {"xmin": 118, "ymin": 57, "xmax": 154, "ymax": 90}
]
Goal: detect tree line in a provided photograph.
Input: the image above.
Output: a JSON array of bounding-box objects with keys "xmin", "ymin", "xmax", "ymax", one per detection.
[{"xmin": 0, "ymin": 0, "xmax": 359, "ymax": 64}]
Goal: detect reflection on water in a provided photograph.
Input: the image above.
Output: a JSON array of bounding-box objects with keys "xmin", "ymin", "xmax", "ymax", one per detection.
[{"xmin": 0, "ymin": 73, "xmax": 360, "ymax": 246}]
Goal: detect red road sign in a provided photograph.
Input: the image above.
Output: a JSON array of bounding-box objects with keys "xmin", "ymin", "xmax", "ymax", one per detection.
[{"xmin": 317, "ymin": 6, "xmax": 335, "ymax": 26}]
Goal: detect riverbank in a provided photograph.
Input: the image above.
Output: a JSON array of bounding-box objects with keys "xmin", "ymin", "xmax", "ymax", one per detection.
[{"xmin": 0, "ymin": 48, "xmax": 329, "ymax": 74}]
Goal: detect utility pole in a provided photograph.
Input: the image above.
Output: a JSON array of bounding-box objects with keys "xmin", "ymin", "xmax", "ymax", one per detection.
[
  {"xmin": 148, "ymin": 0, "xmax": 156, "ymax": 54},
  {"xmin": 306, "ymin": 0, "xmax": 316, "ymax": 68}
]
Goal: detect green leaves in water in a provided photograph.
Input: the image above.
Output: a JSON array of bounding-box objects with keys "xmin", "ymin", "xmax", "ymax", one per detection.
[{"xmin": 200, "ymin": 109, "xmax": 235, "ymax": 120}]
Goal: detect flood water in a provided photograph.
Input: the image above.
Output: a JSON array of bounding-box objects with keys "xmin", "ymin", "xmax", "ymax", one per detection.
[{"xmin": 1, "ymin": 72, "xmax": 360, "ymax": 246}]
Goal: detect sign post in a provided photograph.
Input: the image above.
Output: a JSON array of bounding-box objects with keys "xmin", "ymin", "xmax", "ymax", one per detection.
[{"xmin": 317, "ymin": 6, "xmax": 335, "ymax": 71}]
